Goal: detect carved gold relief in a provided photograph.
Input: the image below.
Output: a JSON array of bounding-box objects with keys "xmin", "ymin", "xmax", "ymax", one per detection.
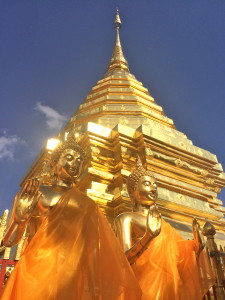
[
  {"xmin": 145, "ymin": 147, "xmax": 154, "ymax": 157},
  {"xmin": 145, "ymin": 149, "xmax": 209, "ymax": 177},
  {"xmin": 175, "ymin": 159, "xmax": 183, "ymax": 167},
  {"xmin": 206, "ymin": 178, "xmax": 215, "ymax": 185},
  {"xmin": 91, "ymin": 146, "xmax": 101, "ymax": 158},
  {"xmin": 214, "ymin": 187, "xmax": 221, "ymax": 194}
]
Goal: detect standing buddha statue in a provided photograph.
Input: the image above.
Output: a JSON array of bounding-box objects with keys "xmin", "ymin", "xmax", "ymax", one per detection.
[{"xmin": 115, "ymin": 156, "xmax": 215, "ymax": 300}]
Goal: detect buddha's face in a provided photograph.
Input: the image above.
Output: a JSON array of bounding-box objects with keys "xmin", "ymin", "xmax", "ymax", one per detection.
[
  {"xmin": 56, "ymin": 149, "xmax": 83, "ymax": 181},
  {"xmin": 134, "ymin": 175, "xmax": 158, "ymax": 206}
]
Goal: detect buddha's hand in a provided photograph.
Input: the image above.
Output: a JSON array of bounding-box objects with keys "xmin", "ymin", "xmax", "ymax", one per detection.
[
  {"xmin": 15, "ymin": 178, "xmax": 42, "ymax": 223},
  {"xmin": 192, "ymin": 218, "xmax": 205, "ymax": 255},
  {"xmin": 146, "ymin": 204, "xmax": 161, "ymax": 238}
]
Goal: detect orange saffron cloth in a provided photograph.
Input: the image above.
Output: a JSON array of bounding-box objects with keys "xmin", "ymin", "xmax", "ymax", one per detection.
[
  {"xmin": 132, "ymin": 219, "xmax": 215, "ymax": 300},
  {"xmin": 1, "ymin": 187, "xmax": 141, "ymax": 300}
]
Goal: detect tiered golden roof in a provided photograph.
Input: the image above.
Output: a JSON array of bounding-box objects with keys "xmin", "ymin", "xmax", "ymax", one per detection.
[{"xmin": 67, "ymin": 9, "xmax": 174, "ymax": 132}]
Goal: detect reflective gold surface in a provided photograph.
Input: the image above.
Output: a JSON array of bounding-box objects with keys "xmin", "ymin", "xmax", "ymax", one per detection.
[
  {"xmin": 3, "ymin": 8, "xmax": 225, "ymax": 261},
  {"xmin": 115, "ymin": 159, "xmax": 215, "ymax": 299},
  {"xmin": 3, "ymin": 138, "xmax": 85, "ymax": 247},
  {"xmin": 115, "ymin": 159, "xmax": 205, "ymax": 264},
  {"xmin": 115, "ymin": 159, "xmax": 161, "ymax": 264}
]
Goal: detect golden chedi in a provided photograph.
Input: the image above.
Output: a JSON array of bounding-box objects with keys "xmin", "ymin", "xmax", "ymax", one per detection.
[{"xmin": 3, "ymin": 9, "xmax": 225, "ymax": 260}]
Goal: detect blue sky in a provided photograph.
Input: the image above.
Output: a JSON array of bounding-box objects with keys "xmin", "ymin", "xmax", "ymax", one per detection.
[{"xmin": 0, "ymin": 1, "xmax": 225, "ymax": 212}]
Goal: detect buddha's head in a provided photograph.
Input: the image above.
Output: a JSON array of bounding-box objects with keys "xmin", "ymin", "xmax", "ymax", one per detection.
[
  {"xmin": 50, "ymin": 137, "xmax": 86, "ymax": 185},
  {"xmin": 127, "ymin": 156, "xmax": 158, "ymax": 208}
]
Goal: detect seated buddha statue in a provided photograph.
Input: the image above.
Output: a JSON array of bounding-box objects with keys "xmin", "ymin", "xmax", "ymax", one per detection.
[
  {"xmin": 1, "ymin": 138, "xmax": 141, "ymax": 300},
  {"xmin": 115, "ymin": 156, "xmax": 215, "ymax": 300}
]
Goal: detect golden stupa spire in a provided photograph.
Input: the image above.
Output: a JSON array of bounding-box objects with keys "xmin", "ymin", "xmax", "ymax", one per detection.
[{"xmin": 105, "ymin": 8, "xmax": 130, "ymax": 75}]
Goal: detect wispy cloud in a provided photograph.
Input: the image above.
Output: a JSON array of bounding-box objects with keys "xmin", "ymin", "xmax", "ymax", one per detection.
[
  {"xmin": 34, "ymin": 102, "xmax": 67, "ymax": 130},
  {"xmin": 0, "ymin": 134, "xmax": 26, "ymax": 160}
]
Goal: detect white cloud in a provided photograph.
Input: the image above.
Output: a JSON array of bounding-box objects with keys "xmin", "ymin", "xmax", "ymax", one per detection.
[
  {"xmin": 34, "ymin": 102, "xmax": 67, "ymax": 130},
  {"xmin": 0, "ymin": 134, "xmax": 26, "ymax": 160}
]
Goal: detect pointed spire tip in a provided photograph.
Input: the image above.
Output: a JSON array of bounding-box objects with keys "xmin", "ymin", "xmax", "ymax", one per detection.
[
  {"xmin": 105, "ymin": 8, "xmax": 130, "ymax": 75},
  {"xmin": 114, "ymin": 7, "xmax": 122, "ymax": 30}
]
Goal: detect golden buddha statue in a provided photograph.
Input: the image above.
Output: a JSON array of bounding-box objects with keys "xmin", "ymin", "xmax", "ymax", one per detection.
[
  {"xmin": 115, "ymin": 156, "xmax": 215, "ymax": 300},
  {"xmin": 3, "ymin": 138, "xmax": 86, "ymax": 247},
  {"xmin": 115, "ymin": 157, "xmax": 161, "ymax": 265},
  {"xmin": 1, "ymin": 137, "xmax": 141, "ymax": 300}
]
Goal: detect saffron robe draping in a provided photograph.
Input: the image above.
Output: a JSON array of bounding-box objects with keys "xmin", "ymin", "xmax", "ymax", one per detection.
[
  {"xmin": 132, "ymin": 219, "xmax": 215, "ymax": 300},
  {"xmin": 0, "ymin": 187, "xmax": 142, "ymax": 300}
]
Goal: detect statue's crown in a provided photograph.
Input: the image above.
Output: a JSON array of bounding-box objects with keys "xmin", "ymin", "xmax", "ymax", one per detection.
[
  {"xmin": 127, "ymin": 156, "xmax": 155, "ymax": 198},
  {"xmin": 51, "ymin": 136, "xmax": 86, "ymax": 164}
]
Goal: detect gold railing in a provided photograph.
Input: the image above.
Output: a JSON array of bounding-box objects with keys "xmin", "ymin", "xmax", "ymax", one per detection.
[{"xmin": 203, "ymin": 222, "xmax": 225, "ymax": 300}]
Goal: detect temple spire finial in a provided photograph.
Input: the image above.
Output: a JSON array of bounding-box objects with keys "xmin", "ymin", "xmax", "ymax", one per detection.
[
  {"xmin": 105, "ymin": 8, "xmax": 130, "ymax": 75},
  {"xmin": 114, "ymin": 7, "xmax": 122, "ymax": 30}
]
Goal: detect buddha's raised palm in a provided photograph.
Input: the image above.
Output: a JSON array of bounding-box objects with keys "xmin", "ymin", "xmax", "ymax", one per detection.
[
  {"xmin": 146, "ymin": 204, "xmax": 161, "ymax": 238},
  {"xmin": 15, "ymin": 179, "xmax": 42, "ymax": 223}
]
